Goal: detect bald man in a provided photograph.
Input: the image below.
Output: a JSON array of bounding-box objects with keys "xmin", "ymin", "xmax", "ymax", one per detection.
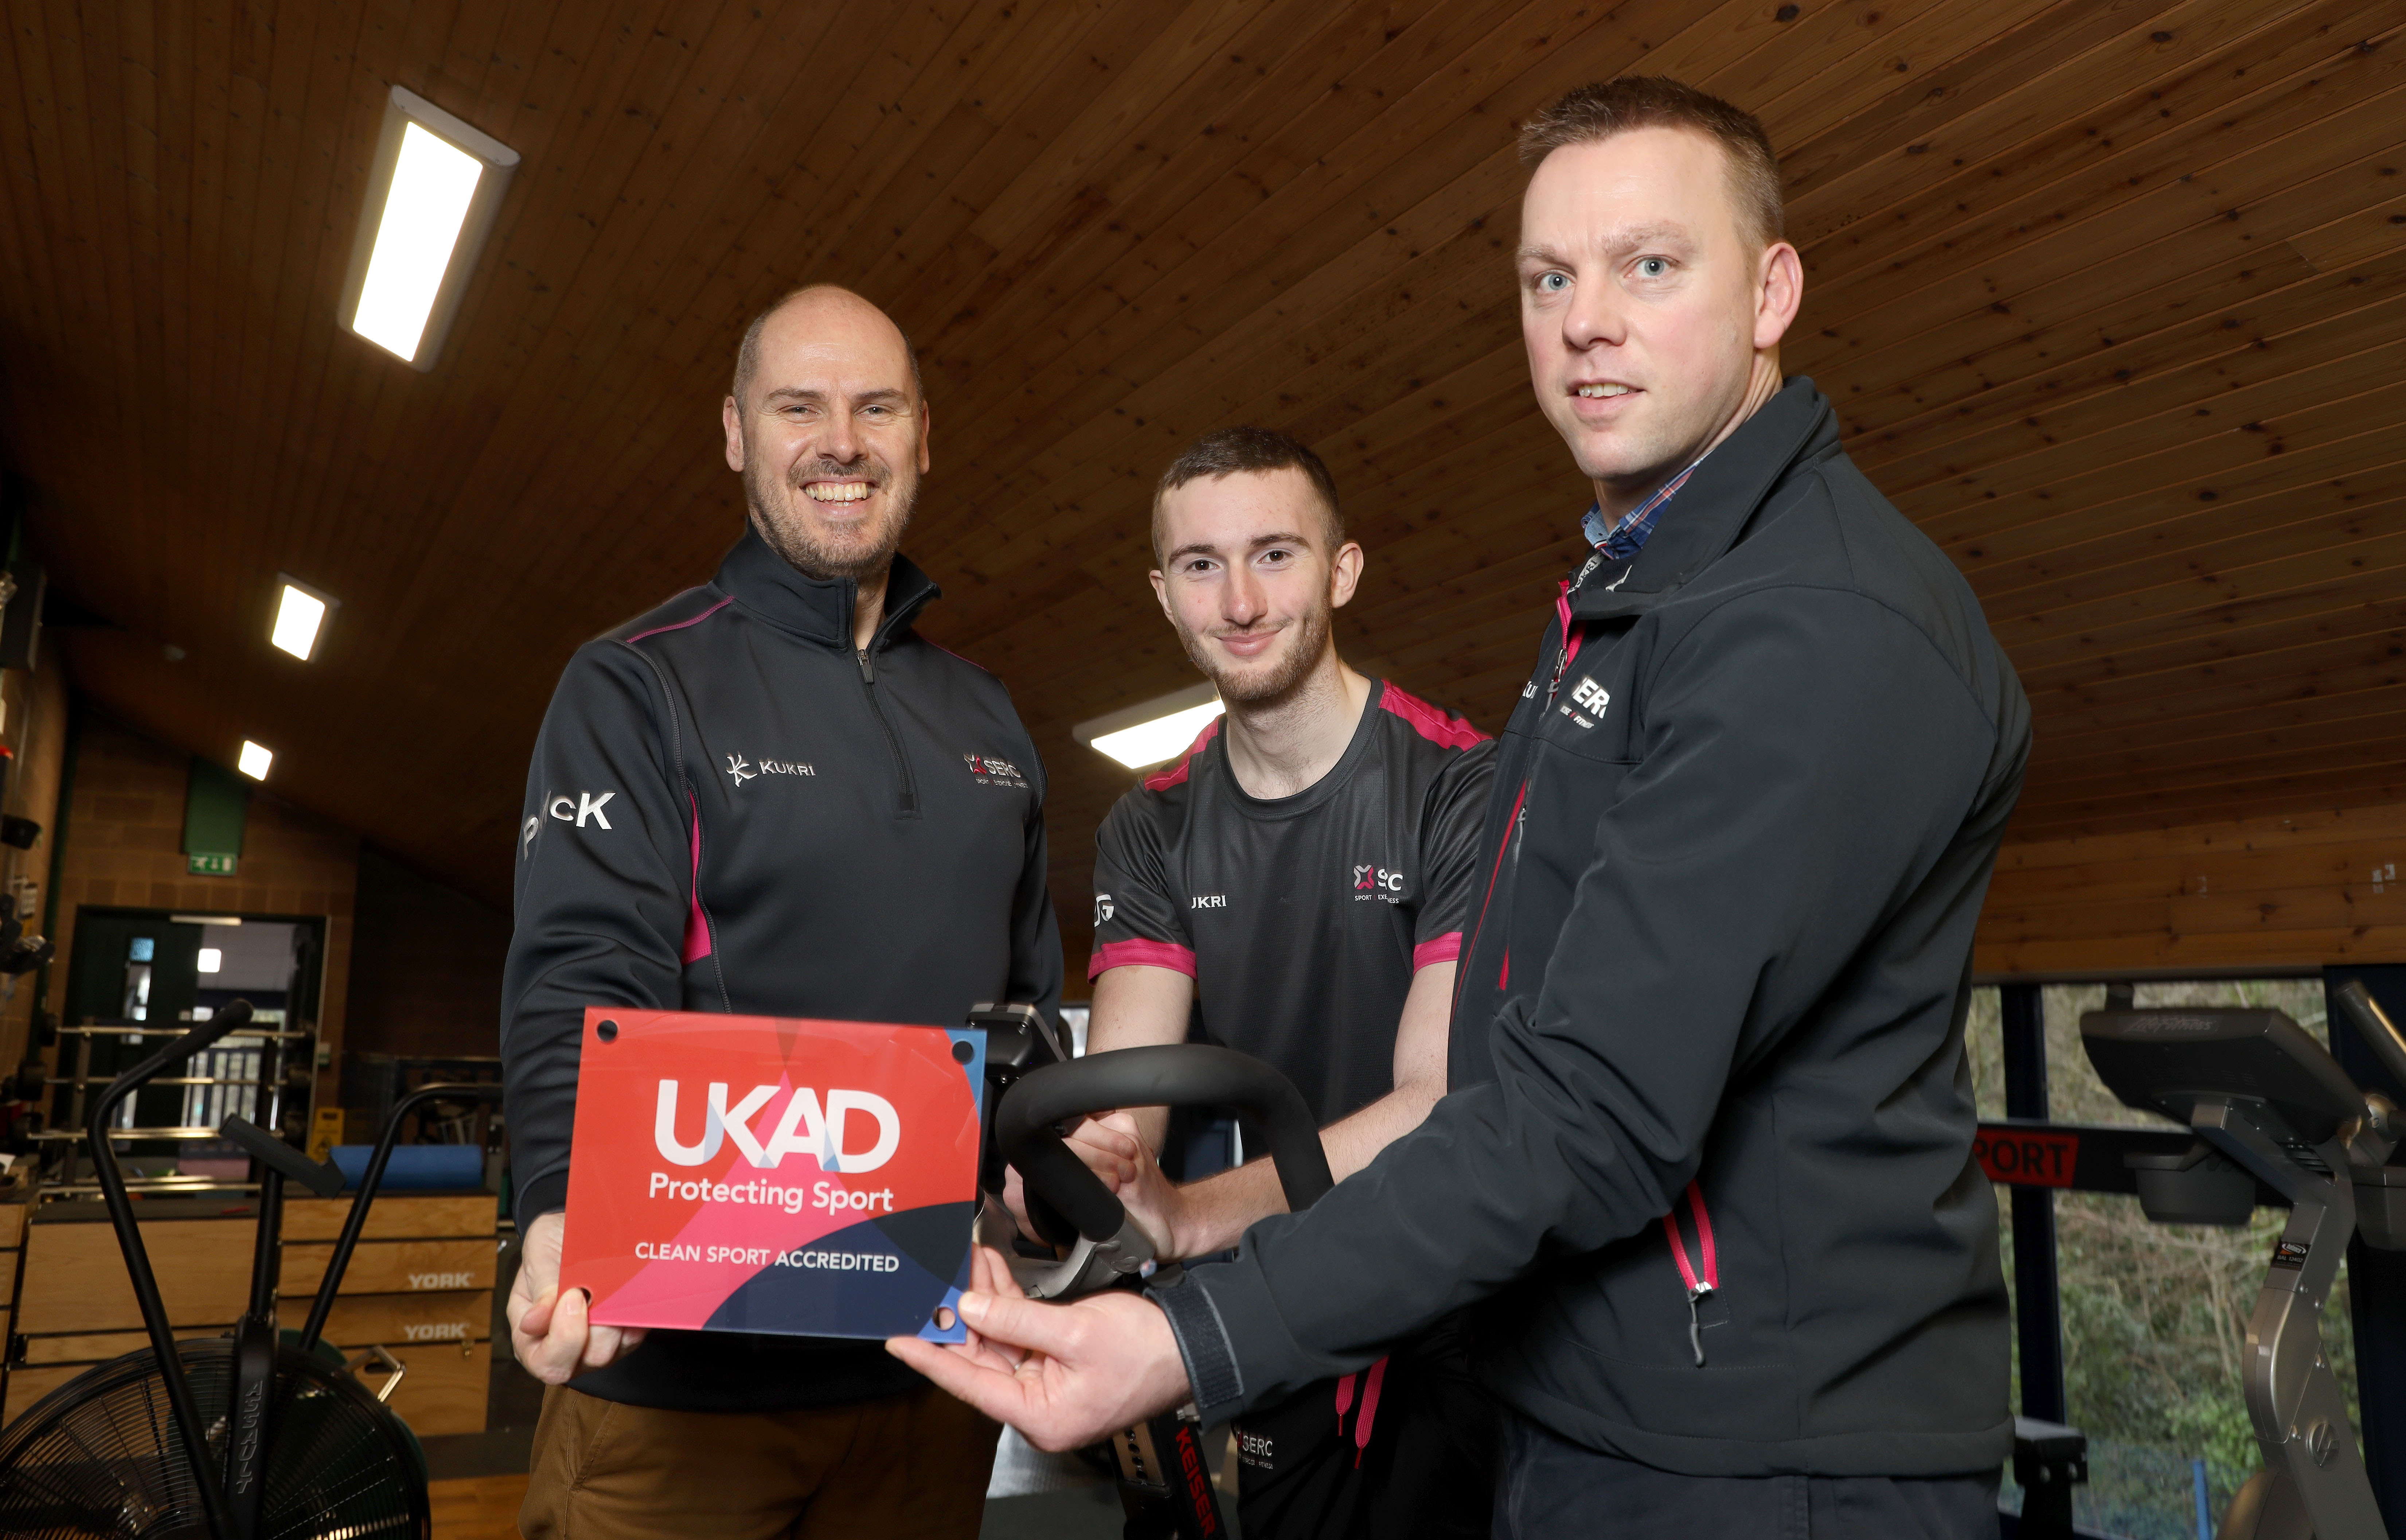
[{"xmin": 500, "ymin": 286, "xmax": 1063, "ymax": 1538}]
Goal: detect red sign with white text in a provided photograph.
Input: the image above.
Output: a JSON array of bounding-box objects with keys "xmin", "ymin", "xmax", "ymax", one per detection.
[
  {"xmin": 1973, "ymin": 1125, "xmax": 2080, "ymax": 1188},
  {"xmin": 558, "ymin": 1008, "xmax": 985, "ymax": 1343}
]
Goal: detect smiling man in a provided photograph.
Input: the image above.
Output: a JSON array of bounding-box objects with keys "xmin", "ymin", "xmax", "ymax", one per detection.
[
  {"xmin": 502, "ymin": 284, "xmax": 1061, "ymax": 1539},
  {"xmin": 895, "ymin": 78, "xmax": 2031, "ymax": 1539},
  {"xmin": 1057, "ymin": 428, "xmax": 1496, "ymax": 1540}
]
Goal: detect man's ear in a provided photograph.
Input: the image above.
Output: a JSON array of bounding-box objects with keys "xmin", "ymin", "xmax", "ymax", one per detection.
[
  {"xmin": 1148, "ymin": 567, "xmax": 1174, "ymax": 626},
  {"xmin": 722, "ymin": 396, "xmax": 746, "ymax": 473},
  {"xmin": 1754, "ymin": 241, "xmax": 1804, "ymax": 353},
  {"xmin": 917, "ymin": 395, "xmax": 933, "ymax": 476},
  {"xmin": 1328, "ymin": 541, "xmax": 1365, "ymax": 611}
]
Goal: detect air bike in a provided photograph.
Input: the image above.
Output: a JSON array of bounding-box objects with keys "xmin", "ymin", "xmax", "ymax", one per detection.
[
  {"xmin": 975, "ymin": 1007, "xmax": 1332, "ymax": 1540},
  {"xmin": 0, "ymin": 999, "xmax": 501, "ymax": 1539},
  {"xmin": 2080, "ymin": 980, "xmax": 2406, "ymax": 1540}
]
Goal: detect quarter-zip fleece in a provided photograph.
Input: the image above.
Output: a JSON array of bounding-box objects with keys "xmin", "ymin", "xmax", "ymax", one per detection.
[
  {"xmin": 1151, "ymin": 380, "xmax": 2029, "ymax": 1478},
  {"xmin": 501, "ymin": 528, "xmax": 1062, "ymax": 1411}
]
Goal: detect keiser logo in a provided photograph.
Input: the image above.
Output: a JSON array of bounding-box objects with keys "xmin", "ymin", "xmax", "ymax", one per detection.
[
  {"xmin": 1351, "ymin": 863, "xmax": 1406, "ymax": 900},
  {"xmin": 653, "ymin": 1080, "xmax": 901, "ymax": 1174},
  {"xmin": 964, "ymin": 752, "xmax": 1028, "ymax": 789}
]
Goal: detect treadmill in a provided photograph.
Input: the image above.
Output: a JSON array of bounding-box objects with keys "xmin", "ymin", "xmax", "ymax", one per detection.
[{"xmin": 2081, "ymin": 980, "xmax": 2406, "ymax": 1540}]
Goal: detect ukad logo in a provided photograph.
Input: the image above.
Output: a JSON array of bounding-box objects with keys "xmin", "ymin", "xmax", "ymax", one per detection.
[{"xmin": 654, "ymin": 1080, "xmax": 901, "ymax": 1174}]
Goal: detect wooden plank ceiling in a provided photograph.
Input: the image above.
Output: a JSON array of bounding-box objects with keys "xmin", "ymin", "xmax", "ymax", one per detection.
[{"xmin": 0, "ymin": 0, "xmax": 2398, "ymax": 980}]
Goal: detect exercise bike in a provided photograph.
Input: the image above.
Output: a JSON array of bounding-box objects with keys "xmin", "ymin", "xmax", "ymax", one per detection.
[
  {"xmin": 978, "ymin": 1007, "xmax": 1333, "ymax": 1540},
  {"xmin": 0, "ymin": 999, "xmax": 501, "ymax": 1539},
  {"xmin": 2081, "ymin": 980, "xmax": 2406, "ymax": 1540}
]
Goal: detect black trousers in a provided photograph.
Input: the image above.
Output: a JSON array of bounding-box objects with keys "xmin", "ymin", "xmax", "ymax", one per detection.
[
  {"xmin": 1491, "ymin": 1411, "xmax": 2001, "ymax": 1540},
  {"xmin": 1234, "ymin": 1319, "xmax": 1497, "ymax": 1540}
]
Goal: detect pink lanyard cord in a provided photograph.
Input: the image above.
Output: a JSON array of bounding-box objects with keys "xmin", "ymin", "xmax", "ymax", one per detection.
[{"xmin": 1659, "ymin": 1180, "xmax": 1718, "ymax": 1367}]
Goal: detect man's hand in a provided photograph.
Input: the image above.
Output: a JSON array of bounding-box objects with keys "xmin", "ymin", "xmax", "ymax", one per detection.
[
  {"xmin": 887, "ymin": 1246, "xmax": 1192, "ymax": 1451},
  {"xmin": 1065, "ymin": 1112, "xmax": 1183, "ymax": 1257},
  {"xmin": 507, "ymin": 1210, "xmax": 648, "ymax": 1384},
  {"xmin": 1001, "ymin": 1112, "xmax": 1180, "ymax": 1258}
]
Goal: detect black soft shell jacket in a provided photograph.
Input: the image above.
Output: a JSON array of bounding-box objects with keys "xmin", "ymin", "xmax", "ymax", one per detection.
[
  {"xmin": 501, "ymin": 529, "xmax": 1062, "ymax": 1411},
  {"xmin": 1153, "ymin": 381, "xmax": 2030, "ymax": 1477}
]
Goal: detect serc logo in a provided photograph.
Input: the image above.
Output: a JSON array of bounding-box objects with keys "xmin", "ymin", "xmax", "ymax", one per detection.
[
  {"xmin": 653, "ymin": 1080, "xmax": 900, "ymax": 1174},
  {"xmin": 1352, "ymin": 863, "xmax": 1405, "ymax": 897},
  {"xmin": 965, "ymin": 752, "xmax": 1028, "ymax": 789}
]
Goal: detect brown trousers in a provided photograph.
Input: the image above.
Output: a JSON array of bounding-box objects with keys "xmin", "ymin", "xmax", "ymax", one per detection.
[{"xmin": 519, "ymin": 1381, "xmax": 999, "ymax": 1540}]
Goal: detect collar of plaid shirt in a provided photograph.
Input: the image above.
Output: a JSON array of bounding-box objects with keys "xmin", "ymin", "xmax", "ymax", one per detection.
[{"xmin": 1579, "ymin": 458, "xmax": 1702, "ymax": 561}]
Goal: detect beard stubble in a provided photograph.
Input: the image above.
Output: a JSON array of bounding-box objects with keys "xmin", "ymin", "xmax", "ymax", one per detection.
[{"xmin": 743, "ymin": 442, "xmax": 918, "ymax": 583}]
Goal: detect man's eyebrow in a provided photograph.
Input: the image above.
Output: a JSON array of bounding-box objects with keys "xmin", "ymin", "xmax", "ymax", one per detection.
[
  {"xmin": 1515, "ymin": 222, "xmax": 1698, "ymax": 264},
  {"xmin": 1167, "ymin": 530, "xmax": 1314, "ymax": 563},
  {"xmin": 759, "ymin": 385, "xmax": 913, "ymax": 405}
]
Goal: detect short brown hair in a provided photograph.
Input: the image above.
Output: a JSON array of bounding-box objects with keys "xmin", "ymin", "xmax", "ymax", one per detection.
[
  {"xmin": 1518, "ymin": 77, "xmax": 1784, "ymax": 250},
  {"xmin": 1151, "ymin": 427, "xmax": 1344, "ymax": 565}
]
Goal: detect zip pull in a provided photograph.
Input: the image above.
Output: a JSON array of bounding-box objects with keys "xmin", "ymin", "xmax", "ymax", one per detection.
[
  {"xmin": 1660, "ymin": 1180, "xmax": 1719, "ymax": 1370},
  {"xmin": 856, "ymin": 648, "xmax": 874, "ymax": 684}
]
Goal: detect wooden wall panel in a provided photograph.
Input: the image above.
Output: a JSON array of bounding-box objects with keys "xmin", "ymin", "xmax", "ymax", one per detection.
[
  {"xmin": 0, "ymin": 0, "xmax": 2394, "ymax": 989},
  {"xmin": 1977, "ymin": 802, "xmax": 2406, "ymax": 975}
]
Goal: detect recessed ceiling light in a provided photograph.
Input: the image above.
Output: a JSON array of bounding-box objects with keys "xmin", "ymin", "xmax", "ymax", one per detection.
[
  {"xmin": 271, "ymin": 576, "xmax": 337, "ymax": 661},
  {"xmin": 340, "ymin": 87, "xmax": 519, "ymax": 371},
  {"xmin": 237, "ymin": 741, "xmax": 273, "ymax": 781},
  {"xmin": 197, "ymin": 948, "xmax": 222, "ymax": 974},
  {"xmin": 1073, "ymin": 683, "xmax": 1225, "ymax": 770}
]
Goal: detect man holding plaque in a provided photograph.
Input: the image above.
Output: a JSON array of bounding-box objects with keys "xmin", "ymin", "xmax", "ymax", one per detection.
[
  {"xmin": 501, "ymin": 285, "xmax": 1062, "ymax": 1539},
  {"xmin": 897, "ymin": 78, "xmax": 2029, "ymax": 1539}
]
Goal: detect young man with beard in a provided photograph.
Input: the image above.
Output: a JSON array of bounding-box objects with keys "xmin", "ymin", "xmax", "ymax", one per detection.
[
  {"xmin": 1064, "ymin": 428, "xmax": 1497, "ymax": 1539},
  {"xmin": 899, "ymin": 79, "xmax": 2030, "ymax": 1539},
  {"xmin": 501, "ymin": 284, "xmax": 1061, "ymax": 1539}
]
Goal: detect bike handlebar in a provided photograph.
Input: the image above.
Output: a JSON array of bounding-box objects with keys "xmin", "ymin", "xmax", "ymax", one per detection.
[
  {"xmin": 87, "ymin": 999, "xmax": 256, "ymax": 1540},
  {"xmin": 996, "ymin": 1045, "xmax": 1335, "ymax": 1245}
]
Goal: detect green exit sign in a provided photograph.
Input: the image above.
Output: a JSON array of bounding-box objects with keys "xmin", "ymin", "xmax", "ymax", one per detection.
[{"xmin": 188, "ymin": 853, "xmax": 238, "ymax": 877}]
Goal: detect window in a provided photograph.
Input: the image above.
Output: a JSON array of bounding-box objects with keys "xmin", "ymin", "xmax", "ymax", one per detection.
[{"xmin": 1967, "ymin": 979, "xmax": 2359, "ymax": 1537}]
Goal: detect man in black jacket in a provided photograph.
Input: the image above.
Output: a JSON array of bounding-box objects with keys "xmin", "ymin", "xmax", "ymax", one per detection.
[
  {"xmin": 502, "ymin": 285, "xmax": 1061, "ymax": 1539},
  {"xmin": 895, "ymin": 78, "xmax": 2030, "ymax": 1538}
]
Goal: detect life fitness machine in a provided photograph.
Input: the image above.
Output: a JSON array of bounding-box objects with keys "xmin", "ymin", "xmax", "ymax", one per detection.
[
  {"xmin": 2079, "ymin": 981, "xmax": 2406, "ymax": 1540},
  {"xmin": 975, "ymin": 1005, "xmax": 1334, "ymax": 1540}
]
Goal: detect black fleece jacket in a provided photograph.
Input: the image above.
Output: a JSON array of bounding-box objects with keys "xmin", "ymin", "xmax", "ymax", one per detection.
[
  {"xmin": 1151, "ymin": 380, "xmax": 2030, "ymax": 1478},
  {"xmin": 501, "ymin": 529, "xmax": 1062, "ymax": 1411}
]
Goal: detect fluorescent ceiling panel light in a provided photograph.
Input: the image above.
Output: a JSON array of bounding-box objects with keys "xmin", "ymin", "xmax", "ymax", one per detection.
[
  {"xmin": 237, "ymin": 741, "xmax": 274, "ymax": 781},
  {"xmin": 340, "ymin": 87, "xmax": 519, "ymax": 371},
  {"xmin": 197, "ymin": 948, "xmax": 222, "ymax": 974},
  {"xmin": 271, "ymin": 576, "xmax": 337, "ymax": 660},
  {"xmin": 1073, "ymin": 682, "xmax": 1224, "ymax": 770}
]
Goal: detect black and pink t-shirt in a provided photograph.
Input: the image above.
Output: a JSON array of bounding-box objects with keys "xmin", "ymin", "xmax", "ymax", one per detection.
[{"xmin": 1089, "ymin": 681, "xmax": 1496, "ymax": 1125}]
